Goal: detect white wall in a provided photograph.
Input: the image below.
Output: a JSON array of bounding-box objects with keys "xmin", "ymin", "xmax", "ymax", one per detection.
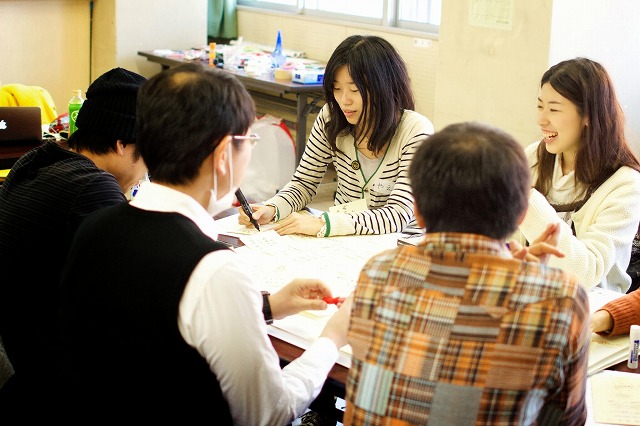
[
  {"xmin": 0, "ymin": 0, "xmax": 207, "ymax": 114},
  {"xmin": 549, "ymin": 0, "xmax": 640, "ymax": 155},
  {"xmin": 0, "ymin": 0, "xmax": 91, "ymax": 115},
  {"xmin": 434, "ymin": 1, "xmax": 553, "ymax": 146},
  {"xmin": 92, "ymin": 0, "xmax": 207, "ymax": 80}
]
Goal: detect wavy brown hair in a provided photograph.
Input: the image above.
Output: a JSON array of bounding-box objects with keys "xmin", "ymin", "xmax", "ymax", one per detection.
[{"xmin": 534, "ymin": 58, "xmax": 640, "ymax": 206}]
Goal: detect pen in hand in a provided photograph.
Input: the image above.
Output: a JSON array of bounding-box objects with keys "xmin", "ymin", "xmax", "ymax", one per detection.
[
  {"xmin": 323, "ymin": 296, "xmax": 345, "ymax": 305},
  {"xmin": 235, "ymin": 188, "xmax": 260, "ymax": 231}
]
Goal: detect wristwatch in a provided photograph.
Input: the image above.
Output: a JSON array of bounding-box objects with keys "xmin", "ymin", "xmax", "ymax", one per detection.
[{"xmin": 261, "ymin": 291, "xmax": 274, "ymax": 325}]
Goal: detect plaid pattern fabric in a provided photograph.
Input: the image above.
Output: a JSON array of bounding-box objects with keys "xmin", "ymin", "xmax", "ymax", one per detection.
[{"xmin": 344, "ymin": 233, "xmax": 589, "ymax": 426}]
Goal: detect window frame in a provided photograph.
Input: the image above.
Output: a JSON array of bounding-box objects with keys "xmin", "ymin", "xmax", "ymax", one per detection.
[{"xmin": 236, "ymin": 0, "xmax": 440, "ymax": 35}]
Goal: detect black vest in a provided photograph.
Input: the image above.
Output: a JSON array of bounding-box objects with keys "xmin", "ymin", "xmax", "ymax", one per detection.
[{"xmin": 58, "ymin": 204, "xmax": 233, "ymax": 421}]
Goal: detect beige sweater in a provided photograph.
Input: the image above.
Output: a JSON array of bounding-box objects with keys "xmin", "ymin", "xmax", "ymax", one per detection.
[{"xmin": 518, "ymin": 140, "xmax": 640, "ymax": 292}]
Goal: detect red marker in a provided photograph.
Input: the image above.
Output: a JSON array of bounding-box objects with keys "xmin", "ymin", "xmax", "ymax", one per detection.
[{"xmin": 323, "ymin": 296, "xmax": 345, "ymax": 305}]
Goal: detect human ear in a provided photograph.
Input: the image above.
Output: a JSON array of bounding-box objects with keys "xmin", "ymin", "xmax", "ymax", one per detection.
[
  {"xmin": 115, "ymin": 140, "xmax": 126, "ymax": 157},
  {"xmin": 212, "ymin": 136, "xmax": 233, "ymax": 176}
]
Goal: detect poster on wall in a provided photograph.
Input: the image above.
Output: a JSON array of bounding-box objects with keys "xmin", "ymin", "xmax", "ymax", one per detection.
[{"xmin": 469, "ymin": 0, "xmax": 514, "ymax": 30}]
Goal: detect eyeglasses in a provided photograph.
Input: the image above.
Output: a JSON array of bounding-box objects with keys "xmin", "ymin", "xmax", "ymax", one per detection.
[{"xmin": 232, "ymin": 133, "xmax": 260, "ymax": 148}]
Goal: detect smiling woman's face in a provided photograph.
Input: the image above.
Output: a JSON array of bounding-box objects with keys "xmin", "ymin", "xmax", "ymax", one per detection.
[{"xmin": 536, "ymin": 82, "xmax": 587, "ymax": 164}]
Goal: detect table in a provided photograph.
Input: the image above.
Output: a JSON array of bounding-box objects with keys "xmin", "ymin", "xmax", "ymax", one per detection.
[
  {"xmin": 138, "ymin": 50, "xmax": 324, "ymax": 166},
  {"xmin": 0, "ymin": 140, "xmax": 42, "ymax": 170}
]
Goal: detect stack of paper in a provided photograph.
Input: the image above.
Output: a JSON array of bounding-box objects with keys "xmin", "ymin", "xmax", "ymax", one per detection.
[
  {"xmin": 586, "ymin": 287, "xmax": 630, "ymax": 375},
  {"xmin": 397, "ymin": 233, "xmax": 425, "ymax": 246},
  {"xmin": 588, "ymin": 334, "xmax": 629, "ymax": 376}
]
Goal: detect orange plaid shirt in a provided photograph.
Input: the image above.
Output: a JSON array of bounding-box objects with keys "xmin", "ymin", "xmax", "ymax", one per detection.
[{"xmin": 345, "ymin": 233, "xmax": 589, "ymax": 426}]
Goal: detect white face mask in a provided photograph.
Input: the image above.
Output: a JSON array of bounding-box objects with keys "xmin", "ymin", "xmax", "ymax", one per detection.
[{"xmin": 207, "ymin": 141, "xmax": 238, "ymax": 217}]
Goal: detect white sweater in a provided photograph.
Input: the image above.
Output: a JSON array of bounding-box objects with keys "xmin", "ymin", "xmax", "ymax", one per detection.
[
  {"xmin": 265, "ymin": 104, "xmax": 434, "ymax": 236},
  {"xmin": 519, "ymin": 140, "xmax": 640, "ymax": 292}
]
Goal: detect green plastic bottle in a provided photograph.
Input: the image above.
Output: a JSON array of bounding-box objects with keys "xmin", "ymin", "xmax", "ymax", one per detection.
[{"xmin": 68, "ymin": 89, "xmax": 84, "ymax": 137}]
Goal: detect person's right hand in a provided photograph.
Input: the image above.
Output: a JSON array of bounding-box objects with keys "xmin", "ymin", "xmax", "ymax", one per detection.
[
  {"xmin": 269, "ymin": 278, "xmax": 331, "ymax": 320},
  {"xmin": 590, "ymin": 310, "xmax": 614, "ymax": 334},
  {"xmin": 237, "ymin": 204, "xmax": 276, "ymax": 227},
  {"xmin": 320, "ymin": 294, "xmax": 353, "ymax": 349}
]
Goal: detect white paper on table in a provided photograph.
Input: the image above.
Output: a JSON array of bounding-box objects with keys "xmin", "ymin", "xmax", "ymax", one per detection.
[
  {"xmin": 590, "ymin": 371, "xmax": 640, "ymax": 425},
  {"xmin": 586, "ymin": 288, "xmax": 628, "ymax": 376},
  {"xmin": 270, "ymin": 311, "xmax": 353, "ymax": 368}
]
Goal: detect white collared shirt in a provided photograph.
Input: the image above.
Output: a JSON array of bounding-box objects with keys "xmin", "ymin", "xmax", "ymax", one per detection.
[{"xmin": 131, "ymin": 182, "xmax": 339, "ymax": 425}]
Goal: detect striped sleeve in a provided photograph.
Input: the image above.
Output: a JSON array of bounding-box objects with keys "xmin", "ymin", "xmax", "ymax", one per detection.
[{"xmin": 263, "ymin": 108, "xmax": 333, "ymax": 219}]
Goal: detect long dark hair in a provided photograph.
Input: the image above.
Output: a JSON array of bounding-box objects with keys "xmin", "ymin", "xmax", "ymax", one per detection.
[
  {"xmin": 322, "ymin": 35, "xmax": 415, "ymax": 155},
  {"xmin": 534, "ymin": 58, "xmax": 640, "ymax": 206}
]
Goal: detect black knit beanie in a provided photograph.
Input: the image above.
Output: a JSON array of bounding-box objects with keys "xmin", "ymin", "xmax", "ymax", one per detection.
[{"xmin": 75, "ymin": 67, "xmax": 146, "ymax": 141}]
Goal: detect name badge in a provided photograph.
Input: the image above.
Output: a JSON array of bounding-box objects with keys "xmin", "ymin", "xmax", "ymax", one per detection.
[
  {"xmin": 369, "ymin": 179, "xmax": 394, "ymax": 195},
  {"xmin": 329, "ymin": 198, "xmax": 368, "ymax": 214}
]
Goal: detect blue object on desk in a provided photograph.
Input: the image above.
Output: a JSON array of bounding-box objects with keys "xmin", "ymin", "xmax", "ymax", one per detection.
[{"xmin": 293, "ymin": 70, "xmax": 324, "ymax": 84}]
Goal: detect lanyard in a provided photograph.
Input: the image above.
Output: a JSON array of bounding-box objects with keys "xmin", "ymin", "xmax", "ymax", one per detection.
[{"xmin": 354, "ymin": 141, "xmax": 390, "ymax": 198}]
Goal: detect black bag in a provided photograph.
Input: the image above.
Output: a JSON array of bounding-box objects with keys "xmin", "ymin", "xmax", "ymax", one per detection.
[{"xmin": 626, "ymin": 225, "xmax": 640, "ymax": 294}]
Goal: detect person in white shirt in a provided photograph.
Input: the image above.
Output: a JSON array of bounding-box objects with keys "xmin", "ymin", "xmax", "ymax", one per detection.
[
  {"xmin": 57, "ymin": 63, "xmax": 351, "ymax": 424},
  {"xmin": 518, "ymin": 57, "xmax": 640, "ymax": 293}
]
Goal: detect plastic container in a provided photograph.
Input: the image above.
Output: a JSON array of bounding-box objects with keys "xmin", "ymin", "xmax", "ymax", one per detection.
[
  {"xmin": 271, "ymin": 30, "xmax": 286, "ymax": 69},
  {"xmin": 274, "ymin": 68, "xmax": 293, "ymax": 80},
  {"xmin": 68, "ymin": 89, "xmax": 84, "ymax": 137},
  {"xmin": 628, "ymin": 324, "xmax": 640, "ymax": 369}
]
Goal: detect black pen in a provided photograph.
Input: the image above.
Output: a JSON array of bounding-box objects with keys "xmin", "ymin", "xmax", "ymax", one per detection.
[{"xmin": 235, "ymin": 188, "xmax": 260, "ymax": 231}]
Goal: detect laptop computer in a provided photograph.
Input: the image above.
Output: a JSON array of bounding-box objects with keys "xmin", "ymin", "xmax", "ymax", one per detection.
[{"xmin": 0, "ymin": 106, "xmax": 43, "ymax": 143}]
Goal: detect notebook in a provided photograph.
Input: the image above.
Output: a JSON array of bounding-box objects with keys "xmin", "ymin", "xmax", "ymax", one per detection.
[{"xmin": 0, "ymin": 107, "xmax": 43, "ymax": 143}]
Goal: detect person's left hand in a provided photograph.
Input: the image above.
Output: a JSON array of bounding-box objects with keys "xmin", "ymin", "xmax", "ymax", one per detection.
[
  {"xmin": 590, "ymin": 310, "xmax": 614, "ymax": 334},
  {"xmin": 508, "ymin": 222, "xmax": 564, "ymax": 264},
  {"xmin": 268, "ymin": 278, "xmax": 333, "ymax": 319},
  {"xmin": 273, "ymin": 212, "xmax": 324, "ymax": 237}
]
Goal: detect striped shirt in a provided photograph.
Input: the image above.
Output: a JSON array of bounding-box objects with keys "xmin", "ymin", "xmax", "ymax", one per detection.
[
  {"xmin": 264, "ymin": 104, "xmax": 433, "ymax": 236},
  {"xmin": 345, "ymin": 233, "xmax": 589, "ymax": 426},
  {"xmin": 0, "ymin": 141, "xmax": 125, "ymax": 396}
]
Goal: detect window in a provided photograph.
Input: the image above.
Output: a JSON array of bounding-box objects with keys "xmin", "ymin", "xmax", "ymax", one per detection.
[{"xmin": 237, "ymin": 0, "xmax": 441, "ymax": 34}]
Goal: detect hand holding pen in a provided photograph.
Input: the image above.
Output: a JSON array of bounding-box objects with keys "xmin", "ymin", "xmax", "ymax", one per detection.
[
  {"xmin": 323, "ymin": 296, "xmax": 346, "ymax": 306},
  {"xmin": 235, "ymin": 188, "xmax": 260, "ymax": 231},
  {"xmin": 238, "ymin": 203, "xmax": 277, "ymax": 229},
  {"xmin": 270, "ymin": 279, "xmax": 336, "ymax": 318}
]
